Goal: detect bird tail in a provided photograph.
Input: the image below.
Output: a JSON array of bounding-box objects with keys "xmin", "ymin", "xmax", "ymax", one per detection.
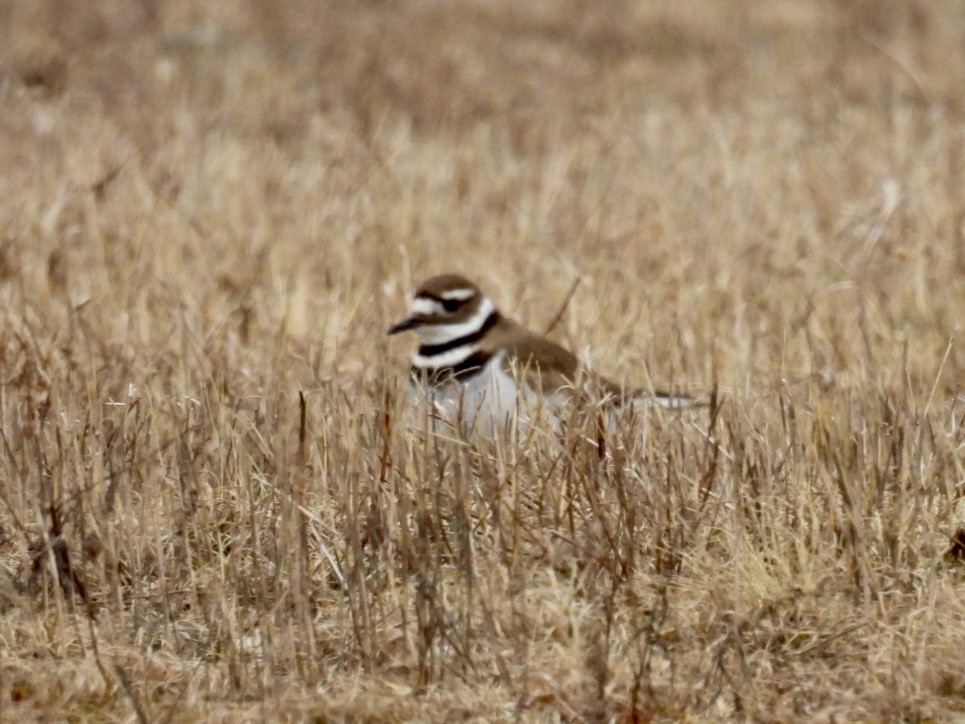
[{"xmin": 645, "ymin": 391, "xmax": 708, "ymax": 409}]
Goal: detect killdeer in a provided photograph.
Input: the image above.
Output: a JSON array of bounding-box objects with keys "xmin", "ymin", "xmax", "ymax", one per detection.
[{"xmin": 388, "ymin": 274, "xmax": 697, "ymax": 436}]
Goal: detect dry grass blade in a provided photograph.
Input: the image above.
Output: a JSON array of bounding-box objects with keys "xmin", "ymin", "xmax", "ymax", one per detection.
[
  {"xmin": 542, "ymin": 276, "xmax": 581, "ymax": 336},
  {"xmin": 1, "ymin": 0, "xmax": 964, "ymax": 720}
]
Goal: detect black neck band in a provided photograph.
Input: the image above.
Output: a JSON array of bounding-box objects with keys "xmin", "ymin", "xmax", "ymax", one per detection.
[
  {"xmin": 411, "ymin": 349, "xmax": 494, "ymax": 385},
  {"xmin": 417, "ymin": 311, "xmax": 500, "ymax": 358}
]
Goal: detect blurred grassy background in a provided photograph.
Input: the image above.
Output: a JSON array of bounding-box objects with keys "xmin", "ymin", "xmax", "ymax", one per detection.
[{"xmin": 1, "ymin": 0, "xmax": 964, "ymax": 720}]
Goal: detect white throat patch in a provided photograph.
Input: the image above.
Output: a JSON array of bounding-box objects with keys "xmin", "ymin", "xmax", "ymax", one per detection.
[{"xmin": 415, "ymin": 297, "xmax": 495, "ymax": 346}]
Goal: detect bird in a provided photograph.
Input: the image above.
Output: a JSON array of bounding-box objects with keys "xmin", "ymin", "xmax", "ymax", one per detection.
[{"xmin": 387, "ymin": 273, "xmax": 698, "ymax": 436}]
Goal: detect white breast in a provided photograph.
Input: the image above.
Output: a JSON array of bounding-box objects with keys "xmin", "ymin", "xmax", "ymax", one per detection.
[
  {"xmin": 405, "ymin": 355, "xmax": 666, "ymax": 441},
  {"xmin": 407, "ymin": 352, "xmax": 544, "ymax": 437}
]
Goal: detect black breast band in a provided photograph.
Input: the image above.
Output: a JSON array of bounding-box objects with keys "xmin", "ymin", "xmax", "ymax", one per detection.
[
  {"xmin": 417, "ymin": 311, "xmax": 500, "ymax": 358},
  {"xmin": 411, "ymin": 349, "xmax": 495, "ymax": 386}
]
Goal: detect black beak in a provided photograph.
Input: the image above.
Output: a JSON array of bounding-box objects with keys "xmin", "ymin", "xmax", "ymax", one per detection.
[{"xmin": 387, "ymin": 315, "xmax": 421, "ymax": 335}]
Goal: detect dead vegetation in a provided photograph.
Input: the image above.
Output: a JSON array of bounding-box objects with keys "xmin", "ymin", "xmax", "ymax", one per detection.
[{"xmin": 0, "ymin": 0, "xmax": 964, "ymax": 720}]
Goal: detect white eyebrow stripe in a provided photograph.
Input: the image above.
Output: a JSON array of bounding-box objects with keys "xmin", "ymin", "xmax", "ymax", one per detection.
[
  {"xmin": 439, "ymin": 288, "xmax": 476, "ymax": 301},
  {"xmin": 416, "ymin": 297, "xmax": 494, "ymax": 346},
  {"xmin": 413, "ymin": 344, "xmax": 477, "ymax": 369},
  {"xmin": 410, "ymin": 297, "xmax": 445, "ymax": 316}
]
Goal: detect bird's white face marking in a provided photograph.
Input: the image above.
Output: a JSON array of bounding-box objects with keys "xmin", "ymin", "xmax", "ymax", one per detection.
[
  {"xmin": 410, "ymin": 297, "xmax": 445, "ymax": 317},
  {"xmin": 414, "ymin": 297, "xmax": 495, "ymax": 346},
  {"xmin": 438, "ymin": 287, "xmax": 476, "ymax": 302}
]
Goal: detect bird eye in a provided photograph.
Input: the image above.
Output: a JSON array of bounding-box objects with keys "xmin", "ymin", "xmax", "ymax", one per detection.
[{"xmin": 441, "ymin": 298, "xmax": 461, "ymax": 313}]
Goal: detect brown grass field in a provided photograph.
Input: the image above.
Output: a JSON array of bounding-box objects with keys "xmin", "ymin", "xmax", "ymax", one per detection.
[{"xmin": 1, "ymin": 0, "xmax": 965, "ymax": 720}]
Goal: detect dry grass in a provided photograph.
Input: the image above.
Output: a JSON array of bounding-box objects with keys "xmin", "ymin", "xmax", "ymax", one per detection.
[{"xmin": 1, "ymin": 0, "xmax": 964, "ymax": 720}]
